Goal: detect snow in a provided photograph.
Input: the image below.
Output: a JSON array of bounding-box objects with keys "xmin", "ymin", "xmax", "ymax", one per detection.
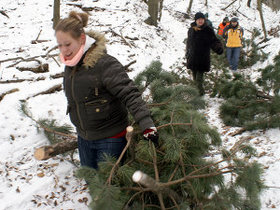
[{"xmin": 0, "ymin": 0, "xmax": 280, "ymax": 209}]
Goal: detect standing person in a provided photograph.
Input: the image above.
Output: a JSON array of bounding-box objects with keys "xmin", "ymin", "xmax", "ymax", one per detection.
[
  {"xmin": 223, "ymin": 17, "xmax": 244, "ymax": 71},
  {"xmin": 217, "ymin": 17, "xmax": 229, "ymax": 36},
  {"xmin": 55, "ymin": 11, "xmax": 159, "ymax": 169},
  {"xmin": 186, "ymin": 12, "xmax": 223, "ymax": 96}
]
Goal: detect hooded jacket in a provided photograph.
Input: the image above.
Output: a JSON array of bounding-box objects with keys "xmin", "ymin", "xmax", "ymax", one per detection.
[
  {"xmin": 217, "ymin": 22, "xmax": 229, "ymax": 36},
  {"xmin": 223, "ymin": 23, "xmax": 244, "ymax": 47},
  {"xmin": 63, "ymin": 31, "xmax": 154, "ymax": 140},
  {"xmin": 186, "ymin": 22, "xmax": 223, "ymax": 72}
]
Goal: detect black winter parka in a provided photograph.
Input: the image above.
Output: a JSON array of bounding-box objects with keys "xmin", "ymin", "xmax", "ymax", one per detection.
[
  {"xmin": 186, "ymin": 22, "xmax": 223, "ymax": 72},
  {"xmin": 63, "ymin": 31, "xmax": 154, "ymax": 140}
]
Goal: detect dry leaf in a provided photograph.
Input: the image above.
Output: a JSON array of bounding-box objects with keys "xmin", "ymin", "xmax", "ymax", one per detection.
[{"xmin": 37, "ymin": 172, "xmax": 45, "ymax": 177}]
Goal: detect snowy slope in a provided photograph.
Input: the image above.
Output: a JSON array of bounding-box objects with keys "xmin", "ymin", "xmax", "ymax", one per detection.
[{"xmin": 0, "ymin": 0, "xmax": 280, "ymax": 209}]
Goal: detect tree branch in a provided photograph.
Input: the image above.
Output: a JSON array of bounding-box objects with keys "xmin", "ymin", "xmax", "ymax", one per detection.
[
  {"xmin": 107, "ymin": 126, "xmax": 134, "ymax": 185},
  {"xmin": 222, "ymin": 0, "xmax": 238, "ymax": 10},
  {"xmin": 0, "ymin": 88, "xmax": 19, "ymax": 102}
]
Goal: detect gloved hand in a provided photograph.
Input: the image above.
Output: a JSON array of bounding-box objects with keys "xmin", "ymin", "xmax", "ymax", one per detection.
[{"xmin": 143, "ymin": 127, "xmax": 159, "ymax": 147}]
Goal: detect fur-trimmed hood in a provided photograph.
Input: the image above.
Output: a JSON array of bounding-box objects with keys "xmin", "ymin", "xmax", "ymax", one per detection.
[{"xmin": 83, "ymin": 31, "xmax": 107, "ymax": 68}]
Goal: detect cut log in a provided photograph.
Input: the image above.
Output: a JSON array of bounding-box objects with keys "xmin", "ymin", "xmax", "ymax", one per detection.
[
  {"xmin": 34, "ymin": 138, "xmax": 78, "ymax": 160},
  {"xmin": 133, "ymin": 170, "xmax": 159, "ymax": 189},
  {"xmin": 132, "ymin": 170, "xmax": 181, "ymax": 202},
  {"xmin": 35, "ymin": 126, "xmax": 134, "ymax": 161}
]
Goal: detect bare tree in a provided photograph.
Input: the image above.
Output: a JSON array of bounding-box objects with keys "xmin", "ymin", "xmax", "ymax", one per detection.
[
  {"xmin": 144, "ymin": 0, "xmax": 160, "ymax": 27},
  {"xmin": 158, "ymin": 0, "xmax": 164, "ymax": 21},
  {"xmin": 247, "ymin": 0, "xmax": 252, "ymax": 7},
  {"xmin": 187, "ymin": 0, "xmax": 193, "ymax": 15},
  {"xmin": 257, "ymin": 0, "xmax": 267, "ymax": 40},
  {"xmin": 53, "ymin": 0, "xmax": 60, "ymax": 29}
]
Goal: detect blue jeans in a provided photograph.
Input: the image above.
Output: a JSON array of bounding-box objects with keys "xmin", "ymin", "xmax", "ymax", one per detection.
[
  {"xmin": 78, "ymin": 136, "xmax": 127, "ymax": 169},
  {"xmin": 226, "ymin": 47, "xmax": 241, "ymax": 70}
]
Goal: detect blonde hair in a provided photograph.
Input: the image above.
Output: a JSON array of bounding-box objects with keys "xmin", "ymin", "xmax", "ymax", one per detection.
[{"xmin": 55, "ymin": 11, "xmax": 89, "ymax": 39}]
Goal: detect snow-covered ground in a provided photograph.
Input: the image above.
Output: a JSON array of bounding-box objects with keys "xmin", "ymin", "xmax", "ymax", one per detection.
[{"xmin": 0, "ymin": 0, "xmax": 280, "ymax": 209}]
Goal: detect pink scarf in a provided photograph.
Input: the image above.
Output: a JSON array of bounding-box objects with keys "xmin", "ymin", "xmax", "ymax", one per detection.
[
  {"xmin": 60, "ymin": 44, "xmax": 85, "ymax": 67},
  {"xmin": 60, "ymin": 35, "xmax": 96, "ymax": 67}
]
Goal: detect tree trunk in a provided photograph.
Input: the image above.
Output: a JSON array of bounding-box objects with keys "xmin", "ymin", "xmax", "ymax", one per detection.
[
  {"xmin": 132, "ymin": 171, "xmax": 181, "ymax": 203},
  {"xmin": 158, "ymin": 0, "xmax": 164, "ymax": 22},
  {"xmin": 145, "ymin": 0, "xmax": 159, "ymax": 26},
  {"xmin": 257, "ymin": 0, "xmax": 267, "ymax": 40},
  {"xmin": 187, "ymin": 0, "xmax": 193, "ymax": 15},
  {"xmin": 34, "ymin": 138, "xmax": 78, "ymax": 160},
  {"xmin": 247, "ymin": 0, "xmax": 252, "ymax": 7},
  {"xmin": 53, "ymin": 0, "xmax": 60, "ymax": 29}
]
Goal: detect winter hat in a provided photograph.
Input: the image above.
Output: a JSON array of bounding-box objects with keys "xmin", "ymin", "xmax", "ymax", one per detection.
[
  {"xmin": 223, "ymin": 17, "xmax": 229, "ymax": 22},
  {"xmin": 194, "ymin": 12, "xmax": 205, "ymax": 21},
  {"xmin": 230, "ymin": 17, "xmax": 238, "ymax": 22}
]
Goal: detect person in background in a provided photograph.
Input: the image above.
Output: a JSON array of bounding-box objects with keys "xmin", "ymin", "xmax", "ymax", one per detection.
[
  {"xmin": 223, "ymin": 17, "xmax": 244, "ymax": 71},
  {"xmin": 55, "ymin": 11, "xmax": 159, "ymax": 169},
  {"xmin": 217, "ymin": 16, "xmax": 229, "ymax": 36},
  {"xmin": 186, "ymin": 12, "xmax": 223, "ymax": 96},
  {"xmin": 205, "ymin": 13, "xmax": 213, "ymax": 29}
]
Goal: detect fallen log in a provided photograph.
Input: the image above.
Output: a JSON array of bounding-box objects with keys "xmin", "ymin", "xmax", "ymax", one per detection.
[
  {"xmin": 0, "ymin": 76, "xmax": 45, "ymax": 84},
  {"xmin": 34, "ymin": 138, "xmax": 78, "ymax": 160},
  {"xmin": 50, "ymin": 72, "xmax": 64, "ymax": 79},
  {"xmin": 27, "ymin": 84, "xmax": 62, "ymax": 100},
  {"xmin": 0, "ymin": 88, "xmax": 19, "ymax": 102},
  {"xmin": 16, "ymin": 63, "xmax": 49, "ymax": 73},
  {"xmin": 34, "ymin": 126, "xmax": 134, "ymax": 161}
]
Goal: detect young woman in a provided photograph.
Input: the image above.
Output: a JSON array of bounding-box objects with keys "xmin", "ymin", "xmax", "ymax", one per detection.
[
  {"xmin": 186, "ymin": 12, "xmax": 223, "ymax": 95},
  {"xmin": 55, "ymin": 11, "xmax": 158, "ymax": 169}
]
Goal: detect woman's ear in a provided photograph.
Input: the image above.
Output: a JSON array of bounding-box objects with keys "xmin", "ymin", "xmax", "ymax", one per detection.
[{"xmin": 80, "ymin": 33, "xmax": 86, "ymax": 44}]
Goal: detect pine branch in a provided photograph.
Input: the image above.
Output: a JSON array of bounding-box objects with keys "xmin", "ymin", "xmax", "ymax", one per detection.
[
  {"xmin": 124, "ymin": 191, "xmax": 143, "ymax": 209},
  {"xmin": 150, "ymin": 141, "xmax": 166, "ymax": 210},
  {"xmin": 159, "ymin": 170, "xmax": 233, "ymax": 188},
  {"xmin": 157, "ymin": 122, "xmax": 192, "ymax": 130},
  {"xmin": 107, "ymin": 126, "xmax": 133, "ymax": 185},
  {"xmin": 147, "ymin": 98, "xmax": 173, "ymax": 107},
  {"xmin": 168, "ymin": 165, "xmax": 179, "ymax": 182}
]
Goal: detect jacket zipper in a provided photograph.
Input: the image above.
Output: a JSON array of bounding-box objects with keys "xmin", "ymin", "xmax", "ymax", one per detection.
[{"xmin": 71, "ymin": 69, "xmax": 86, "ymax": 134}]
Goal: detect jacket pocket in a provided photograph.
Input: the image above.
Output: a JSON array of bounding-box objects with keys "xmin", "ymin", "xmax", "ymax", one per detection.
[{"xmin": 84, "ymin": 99, "xmax": 110, "ymax": 122}]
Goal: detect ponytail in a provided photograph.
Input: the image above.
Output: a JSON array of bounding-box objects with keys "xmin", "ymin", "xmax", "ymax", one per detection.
[{"xmin": 55, "ymin": 11, "xmax": 89, "ymax": 39}]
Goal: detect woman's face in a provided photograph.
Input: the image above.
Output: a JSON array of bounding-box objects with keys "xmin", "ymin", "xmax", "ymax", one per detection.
[
  {"xmin": 56, "ymin": 31, "xmax": 84, "ymax": 60},
  {"xmin": 196, "ymin": 18, "xmax": 205, "ymax": 27}
]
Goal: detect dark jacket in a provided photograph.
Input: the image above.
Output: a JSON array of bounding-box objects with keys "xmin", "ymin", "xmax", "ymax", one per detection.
[
  {"xmin": 186, "ymin": 22, "xmax": 223, "ymax": 72},
  {"xmin": 63, "ymin": 31, "xmax": 154, "ymax": 140}
]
